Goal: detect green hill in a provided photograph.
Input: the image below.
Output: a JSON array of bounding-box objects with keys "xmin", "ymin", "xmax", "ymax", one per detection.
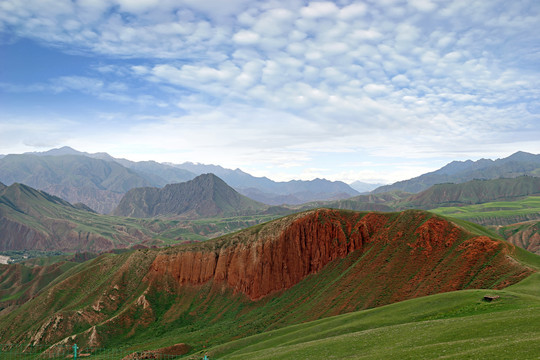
[
  {"xmin": 430, "ymin": 196, "xmax": 540, "ymax": 226},
  {"xmin": 205, "ymin": 268, "xmax": 540, "ymax": 359}
]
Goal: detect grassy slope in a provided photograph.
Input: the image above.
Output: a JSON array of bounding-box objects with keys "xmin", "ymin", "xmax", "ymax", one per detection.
[
  {"xmin": 429, "ymin": 196, "xmax": 540, "ymax": 225},
  {"xmin": 203, "ymin": 247, "xmax": 540, "ymax": 360},
  {"xmin": 395, "ymin": 176, "xmax": 540, "ymax": 210}
]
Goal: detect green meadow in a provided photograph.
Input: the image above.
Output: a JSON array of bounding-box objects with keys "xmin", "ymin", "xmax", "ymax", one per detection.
[
  {"xmin": 429, "ymin": 196, "xmax": 540, "ymax": 225},
  {"xmin": 195, "ymin": 247, "xmax": 540, "ymax": 360}
]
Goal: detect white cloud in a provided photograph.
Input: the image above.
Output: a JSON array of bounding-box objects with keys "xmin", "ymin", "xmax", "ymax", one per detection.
[
  {"xmin": 408, "ymin": 0, "xmax": 437, "ymax": 12},
  {"xmin": 1, "ymin": 0, "xmax": 539, "ymax": 183},
  {"xmin": 233, "ymin": 30, "xmax": 260, "ymax": 45},
  {"xmin": 300, "ymin": 2, "xmax": 339, "ymax": 18}
]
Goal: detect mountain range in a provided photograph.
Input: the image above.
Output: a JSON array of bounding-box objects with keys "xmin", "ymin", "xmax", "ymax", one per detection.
[
  {"xmin": 0, "ymin": 149, "xmax": 539, "ymax": 358},
  {"xmin": 308, "ymin": 175, "xmax": 540, "ymax": 213},
  {"xmin": 372, "ymin": 151, "xmax": 540, "ymax": 193},
  {"xmin": 0, "ymin": 147, "xmax": 360, "ymax": 212}
]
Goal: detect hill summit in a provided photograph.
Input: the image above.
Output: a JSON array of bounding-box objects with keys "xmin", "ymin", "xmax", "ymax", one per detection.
[{"xmin": 113, "ymin": 173, "xmax": 267, "ymax": 218}]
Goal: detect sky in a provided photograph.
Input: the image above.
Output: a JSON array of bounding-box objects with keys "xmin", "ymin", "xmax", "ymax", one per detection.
[{"xmin": 0, "ymin": 0, "xmax": 539, "ymax": 185}]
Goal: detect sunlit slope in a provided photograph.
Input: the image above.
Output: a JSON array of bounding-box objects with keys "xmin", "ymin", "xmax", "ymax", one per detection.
[{"xmin": 204, "ymin": 248, "xmax": 540, "ymax": 359}]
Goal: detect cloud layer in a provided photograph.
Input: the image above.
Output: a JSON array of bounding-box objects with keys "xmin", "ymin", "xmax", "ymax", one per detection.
[{"xmin": 0, "ymin": 0, "xmax": 539, "ymax": 182}]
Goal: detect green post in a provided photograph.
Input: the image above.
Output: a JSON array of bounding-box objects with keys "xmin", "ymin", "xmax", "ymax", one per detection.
[{"xmin": 73, "ymin": 344, "xmax": 78, "ymax": 360}]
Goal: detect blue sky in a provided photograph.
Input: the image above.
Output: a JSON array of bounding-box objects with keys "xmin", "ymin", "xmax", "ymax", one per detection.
[{"xmin": 0, "ymin": 0, "xmax": 539, "ymax": 184}]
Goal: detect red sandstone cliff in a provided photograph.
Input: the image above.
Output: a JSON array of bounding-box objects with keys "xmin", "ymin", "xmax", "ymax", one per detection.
[{"xmin": 145, "ymin": 209, "xmax": 532, "ymax": 301}]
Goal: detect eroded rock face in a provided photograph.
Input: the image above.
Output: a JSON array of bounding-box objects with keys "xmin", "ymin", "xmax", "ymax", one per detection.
[
  {"xmin": 145, "ymin": 209, "xmax": 532, "ymax": 301},
  {"xmin": 506, "ymin": 222, "xmax": 540, "ymax": 255}
]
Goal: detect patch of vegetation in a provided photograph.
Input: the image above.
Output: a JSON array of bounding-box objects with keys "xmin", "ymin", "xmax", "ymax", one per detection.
[
  {"xmin": 0, "ymin": 250, "xmax": 70, "ymax": 264},
  {"xmin": 430, "ymin": 196, "xmax": 540, "ymax": 225},
  {"xmin": 203, "ymin": 282, "xmax": 540, "ymax": 359}
]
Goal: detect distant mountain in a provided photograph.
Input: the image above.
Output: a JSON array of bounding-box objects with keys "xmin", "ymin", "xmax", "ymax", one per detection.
[
  {"xmin": 373, "ymin": 151, "xmax": 540, "ymax": 194},
  {"xmin": 299, "ymin": 190, "xmax": 411, "ymax": 212},
  {"xmin": 29, "ymin": 146, "xmax": 198, "ymax": 187},
  {"xmin": 397, "ymin": 176, "xmax": 540, "ymax": 210},
  {"xmin": 113, "ymin": 173, "xmax": 268, "ymax": 218},
  {"xmin": 349, "ymin": 181, "xmax": 386, "ymax": 193},
  {"xmin": 172, "ymin": 162, "xmax": 359, "ymax": 205},
  {"xmin": 7, "ymin": 147, "xmax": 358, "ymax": 207},
  {"xmin": 114, "ymin": 160, "xmax": 196, "ymax": 187},
  {"xmin": 0, "ymin": 154, "xmax": 156, "ymax": 214}
]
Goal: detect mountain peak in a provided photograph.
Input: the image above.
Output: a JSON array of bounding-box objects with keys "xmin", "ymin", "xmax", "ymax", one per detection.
[
  {"xmin": 505, "ymin": 151, "xmax": 538, "ymax": 162},
  {"xmin": 34, "ymin": 146, "xmax": 83, "ymax": 156},
  {"xmin": 114, "ymin": 173, "xmax": 266, "ymax": 218}
]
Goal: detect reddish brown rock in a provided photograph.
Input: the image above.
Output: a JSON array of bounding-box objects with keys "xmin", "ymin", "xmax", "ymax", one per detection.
[{"xmin": 145, "ymin": 209, "xmax": 532, "ymax": 301}]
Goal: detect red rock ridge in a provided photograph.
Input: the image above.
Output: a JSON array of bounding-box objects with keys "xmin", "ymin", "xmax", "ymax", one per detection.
[
  {"xmin": 145, "ymin": 209, "xmax": 533, "ymax": 301},
  {"xmin": 147, "ymin": 210, "xmax": 388, "ymax": 300}
]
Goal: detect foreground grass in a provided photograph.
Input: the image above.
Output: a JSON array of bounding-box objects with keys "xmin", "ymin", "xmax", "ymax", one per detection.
[{"xmin": 198, "ymin": 250, "xmax": 540, "ymax": 360}]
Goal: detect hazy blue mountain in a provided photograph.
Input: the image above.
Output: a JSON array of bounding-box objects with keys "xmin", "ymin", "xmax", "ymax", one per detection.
[
  {"xmin": 28, "ymin": 147, "xmax": 197, "ymax": 186},
  {"xmin": 372, "ymin": 151, "xmax": 540, "ymax": 194},
  {"xmin": 15, "ymin": 147, "xmax": 358, "ymax": 206},
  {"xmin": 349, "ymin": 181, "xmax": 386, "ymax": 193},
  {"xmin": 0, "ymin": 154, "xmax": 154, "ymax": 213},
  {"xmin": 114, "ymin": 159, "xmax": 197, "ymax": 186},
  {"xmin": 172, "ymin": 162, "xmax": 359, "ymax": 205}
]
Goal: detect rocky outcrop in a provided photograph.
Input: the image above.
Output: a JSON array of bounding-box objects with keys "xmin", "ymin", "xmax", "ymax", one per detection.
[{"xmin": 503, "ymin": 221, "xmax": 540, "ymax": 254}]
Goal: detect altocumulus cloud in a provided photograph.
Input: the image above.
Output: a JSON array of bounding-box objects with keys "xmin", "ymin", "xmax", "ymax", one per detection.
[{"xmin": 0, "ymin": 0, "xmax": 539, "ymax": 183}]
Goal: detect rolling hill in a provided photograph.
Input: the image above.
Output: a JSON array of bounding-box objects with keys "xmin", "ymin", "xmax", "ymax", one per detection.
[
  {"xmin": 113, "ymin": 173, "xmax": 268, "ymax": 218},
  {"xmin": 0, "ymin": 182, "xmax": 160, "ymax": 251},
  {"xmin": 204, "ymin": 270, "xmax": 540, "ymax": 359},
  {"xmin": 0, "ymin": 260, "xmax": 79, "ymax": 315},
  {"xmin": 0, "ymin": 208, "xmax": 533, "ymax": 357},
  {"xmin": 373, "ymin": 151, "xmax": 540, "ymax": 194}
]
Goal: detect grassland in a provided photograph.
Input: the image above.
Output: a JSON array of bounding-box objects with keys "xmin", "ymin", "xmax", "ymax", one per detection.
[
  {"xmin": 429, "ymin": 196, "xmax": 540, "ymax": 225},
  {"xmin": 199, "ymin": 247, "xmax": 540, "ymax": 359}
]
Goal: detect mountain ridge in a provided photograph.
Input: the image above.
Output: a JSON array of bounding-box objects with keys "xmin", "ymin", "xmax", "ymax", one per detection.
[{"xmin": 372, "ymin": 151, "xmax": 540, "ymax": 194}]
